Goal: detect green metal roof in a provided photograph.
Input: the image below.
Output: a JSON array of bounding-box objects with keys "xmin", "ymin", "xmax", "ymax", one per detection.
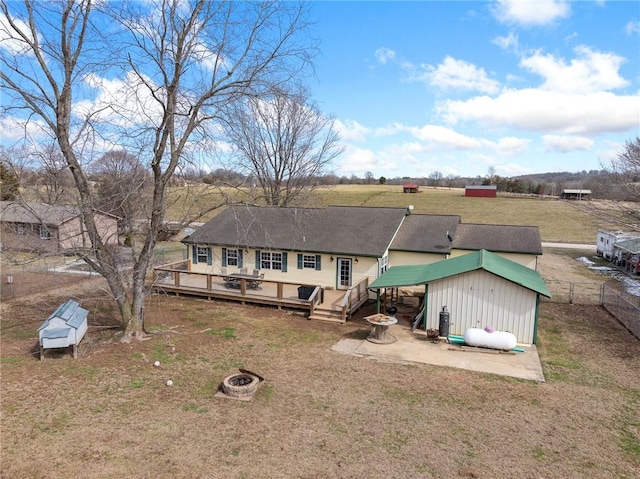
[{"xmin": 369, "ymin": 249, "xmax": 551, "ymax": 297}]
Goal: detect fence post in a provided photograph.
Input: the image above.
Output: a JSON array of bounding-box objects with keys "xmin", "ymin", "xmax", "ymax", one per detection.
[{"xmin": 569, "ymin": 282, "xmax": 574, "ymax": 304}]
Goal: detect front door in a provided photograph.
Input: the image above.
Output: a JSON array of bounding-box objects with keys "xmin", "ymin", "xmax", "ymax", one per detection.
[{"xmin": 337, "ymin": 258, "xmax": 352, "ymax": 289}]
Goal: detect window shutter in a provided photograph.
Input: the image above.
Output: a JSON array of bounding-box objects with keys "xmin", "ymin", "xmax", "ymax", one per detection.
[
  {"xmin": 255, "ymin": 251, "xmax": 261, "ymax": 269},
  {"xmin": 238, "ymin": 249, "xmax": 244, "ymax": 268},
  {"xmin": 222, "ymin": 248, "xmax": 227, "ymax": 267},
  {"xmin": 315, "ymin": 255, "xmax": 321, "ymax": 271},
  {"xmin": 297, "ymin": 254, "xmax": 303, "ymax": 269},
  {"xmin": 207, "ymin": 248, "xmax": 212, "ymax": 266},
  {"xmin": 192, "ymin": 245, "xmax": 198, "ymax": 264},
  {"xmin": 281, "ymin": 252, "xmax": 288, "ymax": 272}
]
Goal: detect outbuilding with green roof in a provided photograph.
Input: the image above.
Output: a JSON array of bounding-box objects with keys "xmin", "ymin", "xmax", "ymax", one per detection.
[{"xmin": 369, "ymin": 250, "xmax": 551, "ymax": 345}]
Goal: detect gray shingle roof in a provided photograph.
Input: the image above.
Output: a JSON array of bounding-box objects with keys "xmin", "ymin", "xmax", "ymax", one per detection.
[
  {"xmin": 389, "ymin": 214, "xmax": 460, "ymax": 253},
  {"xmin": 452, "ymin": 223, "xmax": 543, "ymax": 255},
  {"xmin": 184, "ymin": 205, "xmax": 410, "ymax": 257},
  {"xmin": 1, "ymin": 201, "xmax": 80, "ymax": 226}
]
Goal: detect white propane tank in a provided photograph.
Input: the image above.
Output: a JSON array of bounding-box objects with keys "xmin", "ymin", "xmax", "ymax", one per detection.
[{"xmin": 463, "ymin": 327, "xmax": 517, "ymax": 350}]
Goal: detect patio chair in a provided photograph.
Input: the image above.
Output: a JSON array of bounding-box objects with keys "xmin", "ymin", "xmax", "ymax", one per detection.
[
  {"xmin": 249, "ymin": 273, "xmax": 264, "ymax": 290},
  {"xmin": 240, "ymin": 267, "xmax": 248, "ymax": 275},
  {"xmin": 221, "ymin": 267, "xmax": 233, "ymax": 288},
  {"xmin": 252, "ymin": 269, "xmax": 260, "ymax": 277}
]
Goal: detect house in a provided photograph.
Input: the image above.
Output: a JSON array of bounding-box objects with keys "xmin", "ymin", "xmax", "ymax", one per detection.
[
  {"xmin": 450, "ymin": 223, "xmax": 542, "ymax": 269},
  {"xmin": 560, "ymin": 189, "xmax": 591, "ymax": 200},
  {"xmin": 368, "ymin": 249, "xmax": 551, "ymax": 345},
  {"xmin": 465, "ymin": 185, "xmax": 497, "ymax": 198},
  {"xmin": 0, "ymin": 201, "xmax": 118, "ymax": 253},
  {"xmin": 612, "ymin": 238, "xmax": 640, "ymax": 273},
  {"xmin": 596, "ymin": 230, "xmax": 638, "ymax": 261},
  {"xmin": 180, "ymin": 205, "xmax": 543, "ymax": 291},
  {"xmin": 402, "ymin": 183, "xmax": 420, "ymax": 193},
  {"xmin": 38, "ymin": 299, "xmax": 89, "ymax": 360},
  {"xmin": 182, "ymin": 205, "xmax": 411, "ymax": 291}
]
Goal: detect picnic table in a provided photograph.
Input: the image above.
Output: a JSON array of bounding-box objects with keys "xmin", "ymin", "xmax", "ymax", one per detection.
[{"xmin": 224, "ymin": 273, "xmax": 264, "ymax": 290}]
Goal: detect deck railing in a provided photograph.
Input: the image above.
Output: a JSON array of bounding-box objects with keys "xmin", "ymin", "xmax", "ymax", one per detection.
[{"xmin": 152, "ymin": 262, "xmax": 370, "ymax": 321}]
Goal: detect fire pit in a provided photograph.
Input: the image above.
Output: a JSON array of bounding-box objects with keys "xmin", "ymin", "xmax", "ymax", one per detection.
[{"xmin": 216, "ymin": 369, "xmax": 264, "ymax": 400}]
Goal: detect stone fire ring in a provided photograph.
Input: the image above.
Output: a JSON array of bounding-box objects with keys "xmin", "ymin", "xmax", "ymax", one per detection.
[{"xmin": 216, "ymin": 369, "xmax": 264, "ymax": 401}]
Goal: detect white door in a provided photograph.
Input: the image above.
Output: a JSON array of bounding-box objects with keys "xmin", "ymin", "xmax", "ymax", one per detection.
[{"xmin": 337, "ymin": 258, "xmax": 352, "ymax": 289}]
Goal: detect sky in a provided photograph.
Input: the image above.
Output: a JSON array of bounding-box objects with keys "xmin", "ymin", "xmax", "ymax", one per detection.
[
  {"xmin": 1, "ymin": 1, "xmax": 638, "ymax": 181},
  {"xmin": 307, "ymin": 0, "xmax": 640, "ymax": 179}
]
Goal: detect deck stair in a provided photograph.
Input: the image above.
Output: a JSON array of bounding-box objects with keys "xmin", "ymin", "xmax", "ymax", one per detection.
[{"xmin": 308, "ymin": 304, "xmax": 345, "ymax": 323}]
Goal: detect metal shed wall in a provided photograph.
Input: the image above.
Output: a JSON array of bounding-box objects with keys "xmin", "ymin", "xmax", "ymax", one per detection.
[{"xmin": 425, "ymin": 269, "xmax": 538, "ymax": 344}]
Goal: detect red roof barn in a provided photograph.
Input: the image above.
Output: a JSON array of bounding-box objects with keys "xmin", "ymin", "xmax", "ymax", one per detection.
[
  {"xmin": 402, "ymin": 183, "xmax": 420, "ymax": 193},
  {"xmin": 465, "ymin": 185, "xmax": 497, "ymax": 198}
]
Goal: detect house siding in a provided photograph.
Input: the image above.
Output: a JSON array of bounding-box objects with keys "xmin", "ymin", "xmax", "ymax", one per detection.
[
  {"xmin": 424, "ymin": 269, "xmax": 537, "ymax": 344},
  {"xmin": 449, "ymin": 250, "xmax": 538, "ymax": 269},
  {"xmin": 188, "ymin": 245, "xmax": 377, "ymax": 290},
  {"xmin": 388, "ymin": 250, "xmax": 447, "ymax": 267}
]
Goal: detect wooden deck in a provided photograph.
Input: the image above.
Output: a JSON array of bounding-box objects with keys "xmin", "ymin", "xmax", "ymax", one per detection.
[{"xmin": 152, "ymin": 261, "xmax": 370, "ymax": 323}]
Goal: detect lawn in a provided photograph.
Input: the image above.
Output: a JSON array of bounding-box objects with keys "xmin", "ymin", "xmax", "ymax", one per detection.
[
  {"xmin": 2, "ymin": 186, "xmax": 639, "ymax": 478},
  {"xmin": 1, "ymin": 284, "xmax": 639, "ymax": 478}
]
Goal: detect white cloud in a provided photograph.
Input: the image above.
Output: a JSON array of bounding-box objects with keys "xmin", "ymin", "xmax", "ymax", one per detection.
[
  {"xmin": 75, "ymin": 71, "xmax": 165, "ymax": 127},
  {"xmin": 494, "ymin": 136, "xmax": 530, "ymax": 155},
  {"xmin": 0, "ymin": 13, "xmax": 35, "ymax": 55},
  {"xmin": 542, "ymin": 135, "xmax": 593, "ymax": 153},
  {"xmin": 520, "ymin": 46, "xmax": 628, "ymax": 93},
  {"xmin": 437, "ymin": 88, "xmax": 640, "ymax": 135},
  {"xmin": 405, "ymin": 56, "xmax": 500, "ymax": 94},
  {"xmin": 334, "ymin": 119, "xmax": 371, "ymax": 142},
  {"xmin": 407, "ymin": 124, "xmax": 483, "ymax": 150},
  {"xmin": 626, "ymin": 20, "xmax": 640, "ymax": 36},
  {"xmin": 493, "ymin": 32, "xmax": 519, "ymax": 52},
  {"xmin": 374, "ymin": 47, "xmax": 396, "ymax": 65},
  {"xmin": 336, "ymin": 145, "xmax": 395, "ymax": 175},
  {"xmin": 0, "ymin": 116, "xmax": 49, "ymax": 143},
  {"xmin": 492, "ymin": 0, "xmax": 570, "ymax": 26}
]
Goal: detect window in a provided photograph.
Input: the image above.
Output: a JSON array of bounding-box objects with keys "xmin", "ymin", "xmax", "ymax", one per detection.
[
  {"xmin": 196, "ymin": 246, "xmax": 209, "ymax": 264},
  {"xmin": 379, "ymin": 255, "xmax": 389, "ymax": 275},
  {"xmin": 192, "ymin": 245, "xmax": 212, "ymax": 265},
  {"xmin": 261, "ymin": 251, "xmax": 283, "ymax": 270},
  {"xmin": 297, "ymin": 254, "xmax": 321, "ymax": 270},
  {"xmin": 302, "ymin": 255, "xmax": 316, "ymax": 269},
  {"xmin": 39, "ymin": 225, "xmax": 51, "ymax": 240},
  {"xmin": 226, "ymin": 249, "xmax": 239, "ymax": 266},
  {"xmin": 14, "ymin": 224, "xmax": 25, "ymax": 235}
]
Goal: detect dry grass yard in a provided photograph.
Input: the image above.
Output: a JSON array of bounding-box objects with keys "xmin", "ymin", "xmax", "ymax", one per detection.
[{"xmin": 2, "ymin": 191, "xmax": 639, "ymax": 478}]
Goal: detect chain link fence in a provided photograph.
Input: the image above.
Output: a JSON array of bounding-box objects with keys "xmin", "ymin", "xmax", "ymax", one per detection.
[
  {"xmin": 601, "ymin": 283, "xmax": 640, "ymax": 339},
  {"xmin": 542, "ymin": 280, "xmax": 603, "ymax": 305}
]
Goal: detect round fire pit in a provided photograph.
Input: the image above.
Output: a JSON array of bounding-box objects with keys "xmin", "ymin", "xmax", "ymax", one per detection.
[{"xmin": 221, "ymin": 372, "xmax": 260, "ymax": 398}]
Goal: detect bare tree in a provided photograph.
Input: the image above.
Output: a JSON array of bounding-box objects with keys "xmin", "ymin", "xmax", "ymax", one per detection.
[
  {"xmin": 90, "ymin": 150, "xmax": 150, "ymax": 245},
  {"xmin": 0, "ymin": 0, "xmax": 313, "ymax": 339},
  {"xmin": 31, "ymin": 144, "xmax": 76, "ymax": 205},
  {"xmin": 222, "ymin": 84, "xmax": 342, "ymax": 207},
  {"xmin": 604, "ymin": 137, "xmax": 640, "ymax": 205},
  {"xmin": 428, "ymin": 171, "xmax": 443, "ymax": 187},
  {"xmin": 364, "ymin": 171, "xmax": 374, "ymax": 185}
]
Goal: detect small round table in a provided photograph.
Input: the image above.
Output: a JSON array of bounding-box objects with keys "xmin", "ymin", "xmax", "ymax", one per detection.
[{"xmin": 365, "ymin": 313, "xmax": 398, "ymax": 344}]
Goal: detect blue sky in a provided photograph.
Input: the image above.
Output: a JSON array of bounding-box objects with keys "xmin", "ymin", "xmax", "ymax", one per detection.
[
  {"xmin": 1, "ymin": 1, "xmax": 638, "ymax": 181},
  {"xmin": 308, "ymin": 0, "xmax": 640, "ymax": 179}
]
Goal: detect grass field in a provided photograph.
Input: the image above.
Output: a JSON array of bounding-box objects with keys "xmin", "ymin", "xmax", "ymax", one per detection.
[
  {"xmin": 166, "ymin": 184, "xmax": 632, "ymax": 244},
  {"xmin": 2, "ymin": 185, "xmax": 639, "ymax": 478}
]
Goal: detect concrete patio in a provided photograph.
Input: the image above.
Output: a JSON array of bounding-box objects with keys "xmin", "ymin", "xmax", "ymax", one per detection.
[{"xmin": 332, "ymin": 317, "xmax": 546, "ymax": 382}]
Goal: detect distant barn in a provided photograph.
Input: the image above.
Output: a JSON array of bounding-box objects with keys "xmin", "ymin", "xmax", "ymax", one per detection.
[
  {"xmin": 561, "ymin": 189, "xmax": 591, "ymax": 200},
  {"xmin": 465, "ymin": 185, "xmax": 497, "ymax": 198},
  {"xmin": 402, "ymin": 183, "xmax": 420, "ymax": 193}
]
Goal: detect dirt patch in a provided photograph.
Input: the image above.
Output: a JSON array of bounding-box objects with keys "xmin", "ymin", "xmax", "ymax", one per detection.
[{"xmin": 2, "ymin": 274, "xmax": 639, "ymax": 478}]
